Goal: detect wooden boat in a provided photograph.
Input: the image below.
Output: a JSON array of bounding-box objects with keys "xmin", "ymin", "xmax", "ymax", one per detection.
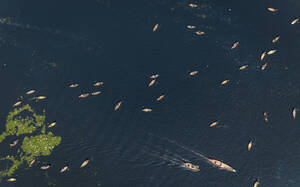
[
  {"xmin": 207, "ymin": 158, "xmax": 236, "ymax": 172},
  {"xmin": 182, "ymin": 162, "xmax": 200, "ymax": 172}
]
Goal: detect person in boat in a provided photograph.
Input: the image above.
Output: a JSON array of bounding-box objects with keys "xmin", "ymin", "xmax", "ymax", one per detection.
[
  {"xmin": 183, "ymin": 162, "xmax": 200, "ymax": 172},
  {"xmin": 207, "ymin": 158, "xmax": 236, "ymax": 172}
]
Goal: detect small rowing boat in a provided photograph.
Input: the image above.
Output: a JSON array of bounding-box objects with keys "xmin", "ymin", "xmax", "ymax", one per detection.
[
  {"xmin": 207, "ymin": 158, "xmax": 236, "ymax": 173},
  {"xmin": 182, "ymin": 162, "xmax": 200, "ymax": 172}
]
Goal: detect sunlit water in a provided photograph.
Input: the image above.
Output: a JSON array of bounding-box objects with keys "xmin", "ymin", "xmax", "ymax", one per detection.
[{"xmin": 1, "ymin": 0, "xmax": 300, "ymax": 186}]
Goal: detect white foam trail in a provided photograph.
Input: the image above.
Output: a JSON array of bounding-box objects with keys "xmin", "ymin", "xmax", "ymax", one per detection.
[
  {"xmin": 147, "ymin": 132, "xmax": 209, "ymax": 162},
  {"xmin": 165, "ymin": 137, "xmax": 209, "ymax": 161},
  {"xmin": 146, "ymin": 149, "xmax": 185, "ymax": 167}
]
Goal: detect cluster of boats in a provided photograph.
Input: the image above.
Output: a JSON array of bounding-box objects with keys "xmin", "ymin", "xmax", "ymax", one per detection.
[{"xmin": 182, "ymin": 158, "xmax": 236, "ymax": 173}]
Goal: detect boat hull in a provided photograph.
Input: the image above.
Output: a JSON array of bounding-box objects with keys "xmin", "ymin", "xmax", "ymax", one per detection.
[{"xmin": 207, "ymin": 158, "xmax": 236, "ymax": 173}]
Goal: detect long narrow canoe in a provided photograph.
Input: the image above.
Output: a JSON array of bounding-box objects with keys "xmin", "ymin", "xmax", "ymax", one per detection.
[{"xmin": 207, "ymin": 158, "xmax": 236, "ymax": 173}]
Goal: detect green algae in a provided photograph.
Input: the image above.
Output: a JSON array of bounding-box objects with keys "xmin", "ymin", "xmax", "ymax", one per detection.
[
  {"xmin": 0, "ymin": 104, "xmax": 61, "ymax": 178},
  {"xmin": 2, "ymin": 104, "xmax": 45, "ymax": 138},
  {"xmin": 48, "ymin": 62, "xmax": 57, "ymax": 68},
  {"xmin": 0, "ymin": 156, "xmax": 23, "ymax": 177},
  {"xmin": 21, "ymin": 133, "xmax": 61, "ymax": 157}
]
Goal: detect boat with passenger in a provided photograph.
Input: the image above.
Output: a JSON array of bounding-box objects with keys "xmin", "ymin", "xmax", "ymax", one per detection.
[
  {"xmin": 182, "ymin": 162, "xmax": 200, "ymax": 172},
  {"xmin": 207, "ymin": 158, "xmax": 236, "ymax": 173}
]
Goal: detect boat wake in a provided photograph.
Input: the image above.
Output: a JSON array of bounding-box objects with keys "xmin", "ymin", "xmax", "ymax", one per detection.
[
  {"xmin": 146, "ymin": 132, "xmax": 237, "ymax": 173},
  {"xmin": 139, "ymin": 142, "xmax": 200, "ymax": 172}
]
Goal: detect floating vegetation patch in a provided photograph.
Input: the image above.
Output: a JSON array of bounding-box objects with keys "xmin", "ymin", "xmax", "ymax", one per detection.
[{"xmin": 0, "ymin": 104, "xmax": 61, "ymax": 178}]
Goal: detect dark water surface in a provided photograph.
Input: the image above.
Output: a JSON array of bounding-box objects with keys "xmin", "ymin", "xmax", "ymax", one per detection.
[{"xmin": 1, "ymin": 0, "xmax": 300, "ymax": 186}]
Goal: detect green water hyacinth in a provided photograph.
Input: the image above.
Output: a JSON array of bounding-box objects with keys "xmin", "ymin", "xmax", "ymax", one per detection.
[{"xmin": 0, "ymin": 104, "xmax": 61, "ymax": 178}]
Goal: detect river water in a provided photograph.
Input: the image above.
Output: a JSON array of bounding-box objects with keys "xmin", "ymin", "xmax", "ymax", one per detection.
[{"xmin": 0, "ymin": 0, "xmax": 300, "ymax": 186}]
